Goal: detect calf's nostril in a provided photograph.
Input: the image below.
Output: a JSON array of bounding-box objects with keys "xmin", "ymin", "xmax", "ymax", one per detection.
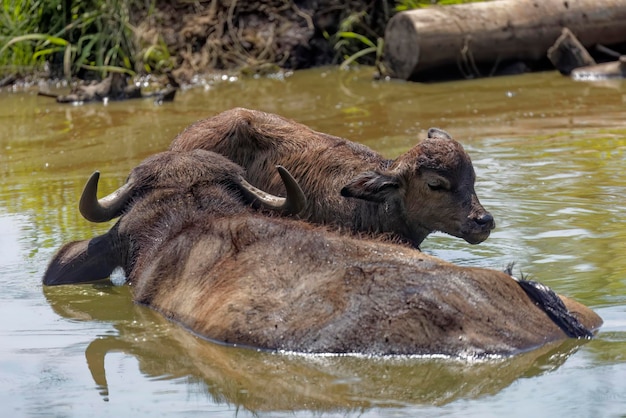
[{"xmin": 476, "ymin": 212, "xmax": 495, "ymax": 227}]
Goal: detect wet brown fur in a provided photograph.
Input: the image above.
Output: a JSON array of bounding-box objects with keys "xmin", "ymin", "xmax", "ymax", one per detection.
[
  {"xmin": 169, "ymin": 108, "xmax": 495, "ymax": 247},
  {"xmin": 43, "ymin": 150, "xmax": 601, "ymax": 356}
]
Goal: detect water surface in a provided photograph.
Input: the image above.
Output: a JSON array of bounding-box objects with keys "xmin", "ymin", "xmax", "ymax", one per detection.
[{"xmin": 1, "ymin": 68, "xmax": 625, "ymax": 417}]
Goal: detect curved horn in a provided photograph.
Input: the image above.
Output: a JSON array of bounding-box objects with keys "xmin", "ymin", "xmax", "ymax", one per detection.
[
  {"xmin": 238, "ymin": 166, "xmax": 306, "ymax": 215},
  {"xmin": 79, "ymin": 171, "xmax": 134, "ymax": 223}
]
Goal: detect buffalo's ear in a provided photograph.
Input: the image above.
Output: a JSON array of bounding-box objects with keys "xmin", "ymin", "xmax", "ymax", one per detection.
[
  {"xmin": 43, "ymin": 234, "xmax": 119, "ymax": 286},
  {"xmin": 340, "ymin": 171, "xmax": 400, "ymax": 203}
]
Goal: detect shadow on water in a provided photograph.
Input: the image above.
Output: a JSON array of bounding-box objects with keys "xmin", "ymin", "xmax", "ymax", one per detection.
[{"xmin": 43, "ymin": 282, "xmax": 592, "ymax": 413}]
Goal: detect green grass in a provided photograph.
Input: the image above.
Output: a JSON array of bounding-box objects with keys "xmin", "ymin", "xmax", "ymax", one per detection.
[
  {"xmin": 0, "ymin": 0, "xmax": 170, "ymax": 80},
  {"xmin": 0, "ymin": 0, "xmax": 487, "ymax": 81},
  {"xmin": 396, "ymin": 0, "xmax": 487, "ymax": 11},
  {"xmin": 0, "ymin": 0, "xmax": 59, "ymax": 75}
]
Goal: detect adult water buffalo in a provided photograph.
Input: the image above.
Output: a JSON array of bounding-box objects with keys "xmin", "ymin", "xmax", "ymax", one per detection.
[
  {"xmin": 169, "ymin": 108, "xmax": 495, "ymax": 248},
  {"xmin": 43, "ymin": 150, "xmax": 601, "ymax": 356}
]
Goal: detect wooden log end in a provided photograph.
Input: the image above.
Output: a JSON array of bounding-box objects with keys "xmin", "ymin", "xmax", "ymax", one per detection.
[{"xmin": 382, "ymin": 13, "xmax": 422, "ymax": 80}]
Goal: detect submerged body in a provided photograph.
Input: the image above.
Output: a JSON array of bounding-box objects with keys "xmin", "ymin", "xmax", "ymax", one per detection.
[{"xmin": 43, "ymin": 150, "xmax": 601, "ymax": 356}]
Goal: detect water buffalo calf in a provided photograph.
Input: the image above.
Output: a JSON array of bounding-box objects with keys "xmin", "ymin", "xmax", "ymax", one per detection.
[
  {"xmin": 169, "ymin": 108, "xmax": 495, "ymax": 248},
  {"xmin": 43, "ymin": 150, "xmax": 601, "ymax": 356}
]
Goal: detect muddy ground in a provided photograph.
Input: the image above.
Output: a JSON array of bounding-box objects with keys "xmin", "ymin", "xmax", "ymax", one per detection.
[{"xmin": 133, "ymin": 0, "xmax": 394, "ymax": 83}]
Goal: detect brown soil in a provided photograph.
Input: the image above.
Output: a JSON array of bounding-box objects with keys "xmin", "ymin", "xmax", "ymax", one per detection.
[{"xmin": 133, "ymin": 0, "xmax": 393, "ymax": 83}]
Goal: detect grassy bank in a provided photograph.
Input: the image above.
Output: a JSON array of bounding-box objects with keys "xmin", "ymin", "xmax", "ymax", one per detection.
[
  {"xmin": 0, "ymin": 0, "xmax": 166, "ymax": 82},
  {"xmin": 0, "ymin": 0, "xmax": 483, "ymax": 83}
]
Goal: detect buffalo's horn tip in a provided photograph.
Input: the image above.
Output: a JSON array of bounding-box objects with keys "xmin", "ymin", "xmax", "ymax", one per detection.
[{"xmin": 275, "ymin": 165, "xmax": 306, "ymax": 215}]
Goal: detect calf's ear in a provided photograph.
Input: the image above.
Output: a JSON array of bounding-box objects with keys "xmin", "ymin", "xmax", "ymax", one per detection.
[
  {"xmin": 427, "ymin": 127, "xmax": 452, "ymax": 140},
  {"xmin": 340, "ymin": 171, "xmax": 400, "ymax": 203},
  {"xmin": 43, "ymin": 234, "xmax": 119, "ymax": 286}
]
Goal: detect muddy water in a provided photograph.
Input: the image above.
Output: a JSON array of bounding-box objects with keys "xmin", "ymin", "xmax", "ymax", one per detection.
[{"xmin": 1, "ymin": 68, "xmax": 625, "ymax": 417}]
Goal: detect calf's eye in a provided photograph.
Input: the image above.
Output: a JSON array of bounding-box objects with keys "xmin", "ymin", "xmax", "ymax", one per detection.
[
  {"xmin": 427, "ymin": 180, "xmax": 449, "ymax": 191},
  {"xmin": 423, "ymin": 173, "xmax": 451, "ymax": 192},
  {"xmin": 427, "ymin": 182, "xmax": 444, "ymax": 191}
]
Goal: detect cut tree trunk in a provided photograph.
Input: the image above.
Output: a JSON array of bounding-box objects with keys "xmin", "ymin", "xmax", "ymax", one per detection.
[{"xmin": 383, "ymin": 0, "xmax": 626, "ymax": 81}]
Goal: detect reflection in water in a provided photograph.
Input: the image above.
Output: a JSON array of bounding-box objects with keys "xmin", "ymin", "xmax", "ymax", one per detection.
[{"xmin": 44, "ymin": 283, "xmax": 590, "ymax": 413}]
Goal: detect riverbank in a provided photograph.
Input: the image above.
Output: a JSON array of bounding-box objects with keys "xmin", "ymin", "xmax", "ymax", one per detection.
[
  {"xmin": 0, "ymin": 0, "xmax": 395, "ymax": 87},
  {"xmin": 3, "ymin": 0, "xmax": 626, "ymax": 91}
]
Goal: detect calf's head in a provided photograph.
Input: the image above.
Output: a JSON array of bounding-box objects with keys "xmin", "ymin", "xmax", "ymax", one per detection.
[{"xmin": 341, "ymin": 128, "xmax": 495, "ymax": 246}]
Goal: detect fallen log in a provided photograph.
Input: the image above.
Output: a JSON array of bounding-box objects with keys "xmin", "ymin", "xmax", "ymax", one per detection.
[{"xmin": 383, "ymin": 0, "xmax": 626, "ymax": 81}]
